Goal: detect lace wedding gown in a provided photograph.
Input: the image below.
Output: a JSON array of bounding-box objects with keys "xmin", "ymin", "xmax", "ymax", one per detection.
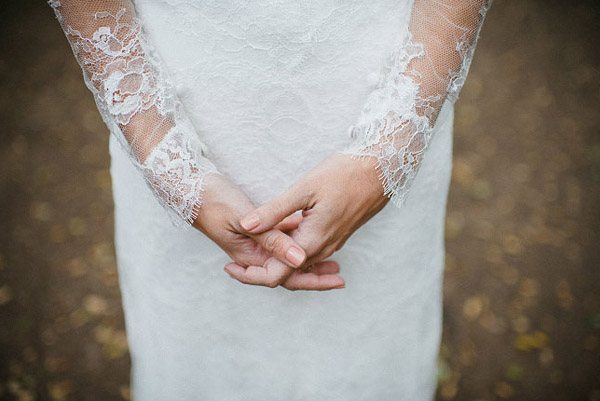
[{"xmin": 49, "ymin": 0, "xmax": 492, "ymax": 399}]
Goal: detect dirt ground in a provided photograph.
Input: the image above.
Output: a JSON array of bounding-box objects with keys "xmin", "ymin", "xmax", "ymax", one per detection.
[{"xmin": 0, "ymin": 1, "xmax": 598, "ymax": 400}]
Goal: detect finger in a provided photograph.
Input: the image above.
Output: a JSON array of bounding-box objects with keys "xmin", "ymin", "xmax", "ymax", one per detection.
[
  {"xmin": 223, "ymin": 260, "xmax": 339, "ymax": 280},
  {"xmin": 273, "ymin": 211, "xmax": 303, "ymax": 232},
  {"xmin": 284, "ymin": 211, "xmax": 332, "ymax": 265},
  {"xmin": 308, "ymin": 260, "xmax": 340, "ymax": 275},
  {"xmin": 239, "ymin": 186, "xmax": 309, "ymax": 234},
  {"xmin": 251, "ymin": 229, "xmax": 306, "ymax": 268},
  {"xmin": 229, "ymin": 237, "xmax": 272, "ymax": 268},
  {"xmin": 282, "ymin": 270, "xmax": 345, "ymax": 291},
  {"xmin": 223, "ymin": 257, "xmax": 293, "ymax": 288},
  {"xmin": 301, "ymin": 245, "xmax": 337, "ymax": 269},
  {"xmin": 223, "ymin": 259, "xmax": 341, "ymax": 289}
]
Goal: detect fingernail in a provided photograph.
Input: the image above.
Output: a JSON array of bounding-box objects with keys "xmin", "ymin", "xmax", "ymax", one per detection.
[
  {"xmin": 285, "ymin": 246, "xmax": 305, "ymax": 267},
  {"xmin": 240, "ymin": 213, "xmax": 260, "ymax": 231},
  {"xmin": 335, "ymin": 283, "xmax": 345, "ymax": 289}
]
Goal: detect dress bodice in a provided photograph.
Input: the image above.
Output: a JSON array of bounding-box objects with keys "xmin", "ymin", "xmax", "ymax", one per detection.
[
  {"xmin": 49, "ymin": 0, "xmax": 492, "ymax": 221},
  {"xmin": 131, "ymin": 0, "xmax": 414, "ymax": 203}
]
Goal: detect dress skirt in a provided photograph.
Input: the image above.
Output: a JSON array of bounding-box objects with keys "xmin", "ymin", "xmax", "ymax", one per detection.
[{"xmin": 109, "ymin": 1, "xmax": 455, "ymax": 399}]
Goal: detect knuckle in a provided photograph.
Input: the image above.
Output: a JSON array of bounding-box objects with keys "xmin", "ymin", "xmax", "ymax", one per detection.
[
  {"xmin": 300, "ymin": 237, "xmax": 322, "ymax": 258},
  {"xmin": 265, "ymin": 196, "xmax": 288, "ymax": 221},
  {"xmin": 309, "ymin": 246, "xmax": 334, "ymax": 265},
  {"xmin": 266, "ymin": 279, "xmax": 280, "ymax": 289},
  {"xmin": 322, "ymin": 245, "xmax": 336, "ymax": 259},
  {"xmin": 272, "ymin": 199, "xmax": 287, "ymax": 217},
  {"xmin": 263, "ymin": 232, "xmax": 284, "ymax": 253},
  {"xmin": 312, "ymin": 254, "xmax": 326, "ymax": 265},
  {"xmin": 334, "ymin": 239, "xmax": 345, "ymax": 251},
  {"xmin": 315, "ymin": 241, "xmax": 331, "ymax": 258},
  {"xmin": 294, "ymin": 189, "xmax": 312, "ymax": 209}
]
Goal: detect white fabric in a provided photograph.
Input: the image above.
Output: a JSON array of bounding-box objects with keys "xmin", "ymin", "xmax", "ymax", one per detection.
[
  {"xmin": 110, "ymin": 105, "xmax": 453, "ymax": 400},
  {"xmin": 50, "ymin": 0, "xmax": 491, "ymax": 399},
  {"xmin": 339, "ymin": 0, "xmax": 492, "ymax": 207}
]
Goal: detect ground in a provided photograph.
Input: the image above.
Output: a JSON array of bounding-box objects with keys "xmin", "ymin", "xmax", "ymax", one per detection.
[{"xmin": 0, "ymin": 1, "xmax": 598, "ymax": 400}]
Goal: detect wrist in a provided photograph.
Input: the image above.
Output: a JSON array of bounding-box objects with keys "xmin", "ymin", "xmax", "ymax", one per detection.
[
  {"xmin": 191, "ymin": 173, "xmax": 250, "ymax": 234},
  {"xmin": 352, "ymin": 154, "xmax": 388, "ymax": 202}
]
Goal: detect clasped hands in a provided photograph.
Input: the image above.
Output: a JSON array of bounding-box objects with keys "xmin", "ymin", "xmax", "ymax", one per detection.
[{"xmin": 193, "ymin": 152, "xmax": 390, "ymax": 291}]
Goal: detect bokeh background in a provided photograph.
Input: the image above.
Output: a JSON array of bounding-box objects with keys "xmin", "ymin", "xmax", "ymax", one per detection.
[{"xmin": 1, "ymin": 0, "xmax": 599, "ymax": 400}]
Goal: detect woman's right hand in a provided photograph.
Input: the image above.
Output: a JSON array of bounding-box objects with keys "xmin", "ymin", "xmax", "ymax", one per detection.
[{"xmin": 193, "ymin": 173, "xmax": 346, "ymax": 291}]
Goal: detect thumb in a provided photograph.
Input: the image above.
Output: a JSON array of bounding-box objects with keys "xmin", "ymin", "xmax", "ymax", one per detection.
[{"xmin": 239, "ymin": 185, "xmax": 309, "ymax": 234}]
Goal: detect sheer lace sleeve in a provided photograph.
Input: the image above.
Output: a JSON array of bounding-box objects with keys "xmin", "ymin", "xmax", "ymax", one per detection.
[
  {"xmin": 338, "ymin": 0, "xmax": 493, "ymax": 207},
  {"xmin": 48, "ymin": 0, "xmax": 221, "ymax": 227}
]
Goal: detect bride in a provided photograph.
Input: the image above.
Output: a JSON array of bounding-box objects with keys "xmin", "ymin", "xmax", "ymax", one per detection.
[{"xmin": 49, "ymin": 0, "xmax": 493, "ymax": 399}]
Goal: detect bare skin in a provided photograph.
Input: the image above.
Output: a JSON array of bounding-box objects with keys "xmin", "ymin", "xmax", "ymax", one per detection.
[
  {"xmin": 193, "ymin": 173, "xmax": 346, "ymax": 291},
  {"xmin": 224, "ymin": 153, "xmax": 391, "ymax": 290}
]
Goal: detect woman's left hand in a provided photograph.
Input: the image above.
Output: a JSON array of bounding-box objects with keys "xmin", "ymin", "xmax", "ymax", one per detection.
[{"xmin": 223, "ymin": 153, "xmax": 390, "ymax": 289}]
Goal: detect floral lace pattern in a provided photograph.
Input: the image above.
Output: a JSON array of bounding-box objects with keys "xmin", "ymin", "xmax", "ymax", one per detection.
[
  {"xmin": 49, "ymin": 0, "xmax": 220, "ymax": 226},
  {"xmin": 142, "ymin": 122, "xmax": 218, "ymax": 224},
  {"xmin": 338, "ymin": 0, "xmax": 493, "ymax": 207},
  {"xmin": 49, "ymin": 0, "xmax": 493, "ymax": 222}
]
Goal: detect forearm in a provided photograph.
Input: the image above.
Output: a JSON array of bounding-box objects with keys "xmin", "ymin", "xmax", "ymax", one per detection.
[
  {"xmin": 49, "ymin": 0, "xmax": 221, "ymax": 225},
  {"xmin": 339, "ymin": 0, "xmax": 493, "ymax": 207}
]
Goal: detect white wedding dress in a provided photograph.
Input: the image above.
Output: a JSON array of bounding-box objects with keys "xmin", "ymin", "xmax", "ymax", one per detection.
[{"xmin": 49, "ymin": 0, "xmax": 492, "ymax": 400}]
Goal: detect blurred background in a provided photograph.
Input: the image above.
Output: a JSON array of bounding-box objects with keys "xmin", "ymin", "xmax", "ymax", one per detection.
[{"xmin": 0, "ymin": 0, "xmax": 599, "ymax": 400}]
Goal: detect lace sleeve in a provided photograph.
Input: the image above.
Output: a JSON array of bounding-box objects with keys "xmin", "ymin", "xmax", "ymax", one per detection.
[
  {"xmin": 48, "ymin": 0, "xmax": 221, "ymax": 227},
  {"xmin": 338, "ymin": 0, "xmax": 493, "ymax": 207}
]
